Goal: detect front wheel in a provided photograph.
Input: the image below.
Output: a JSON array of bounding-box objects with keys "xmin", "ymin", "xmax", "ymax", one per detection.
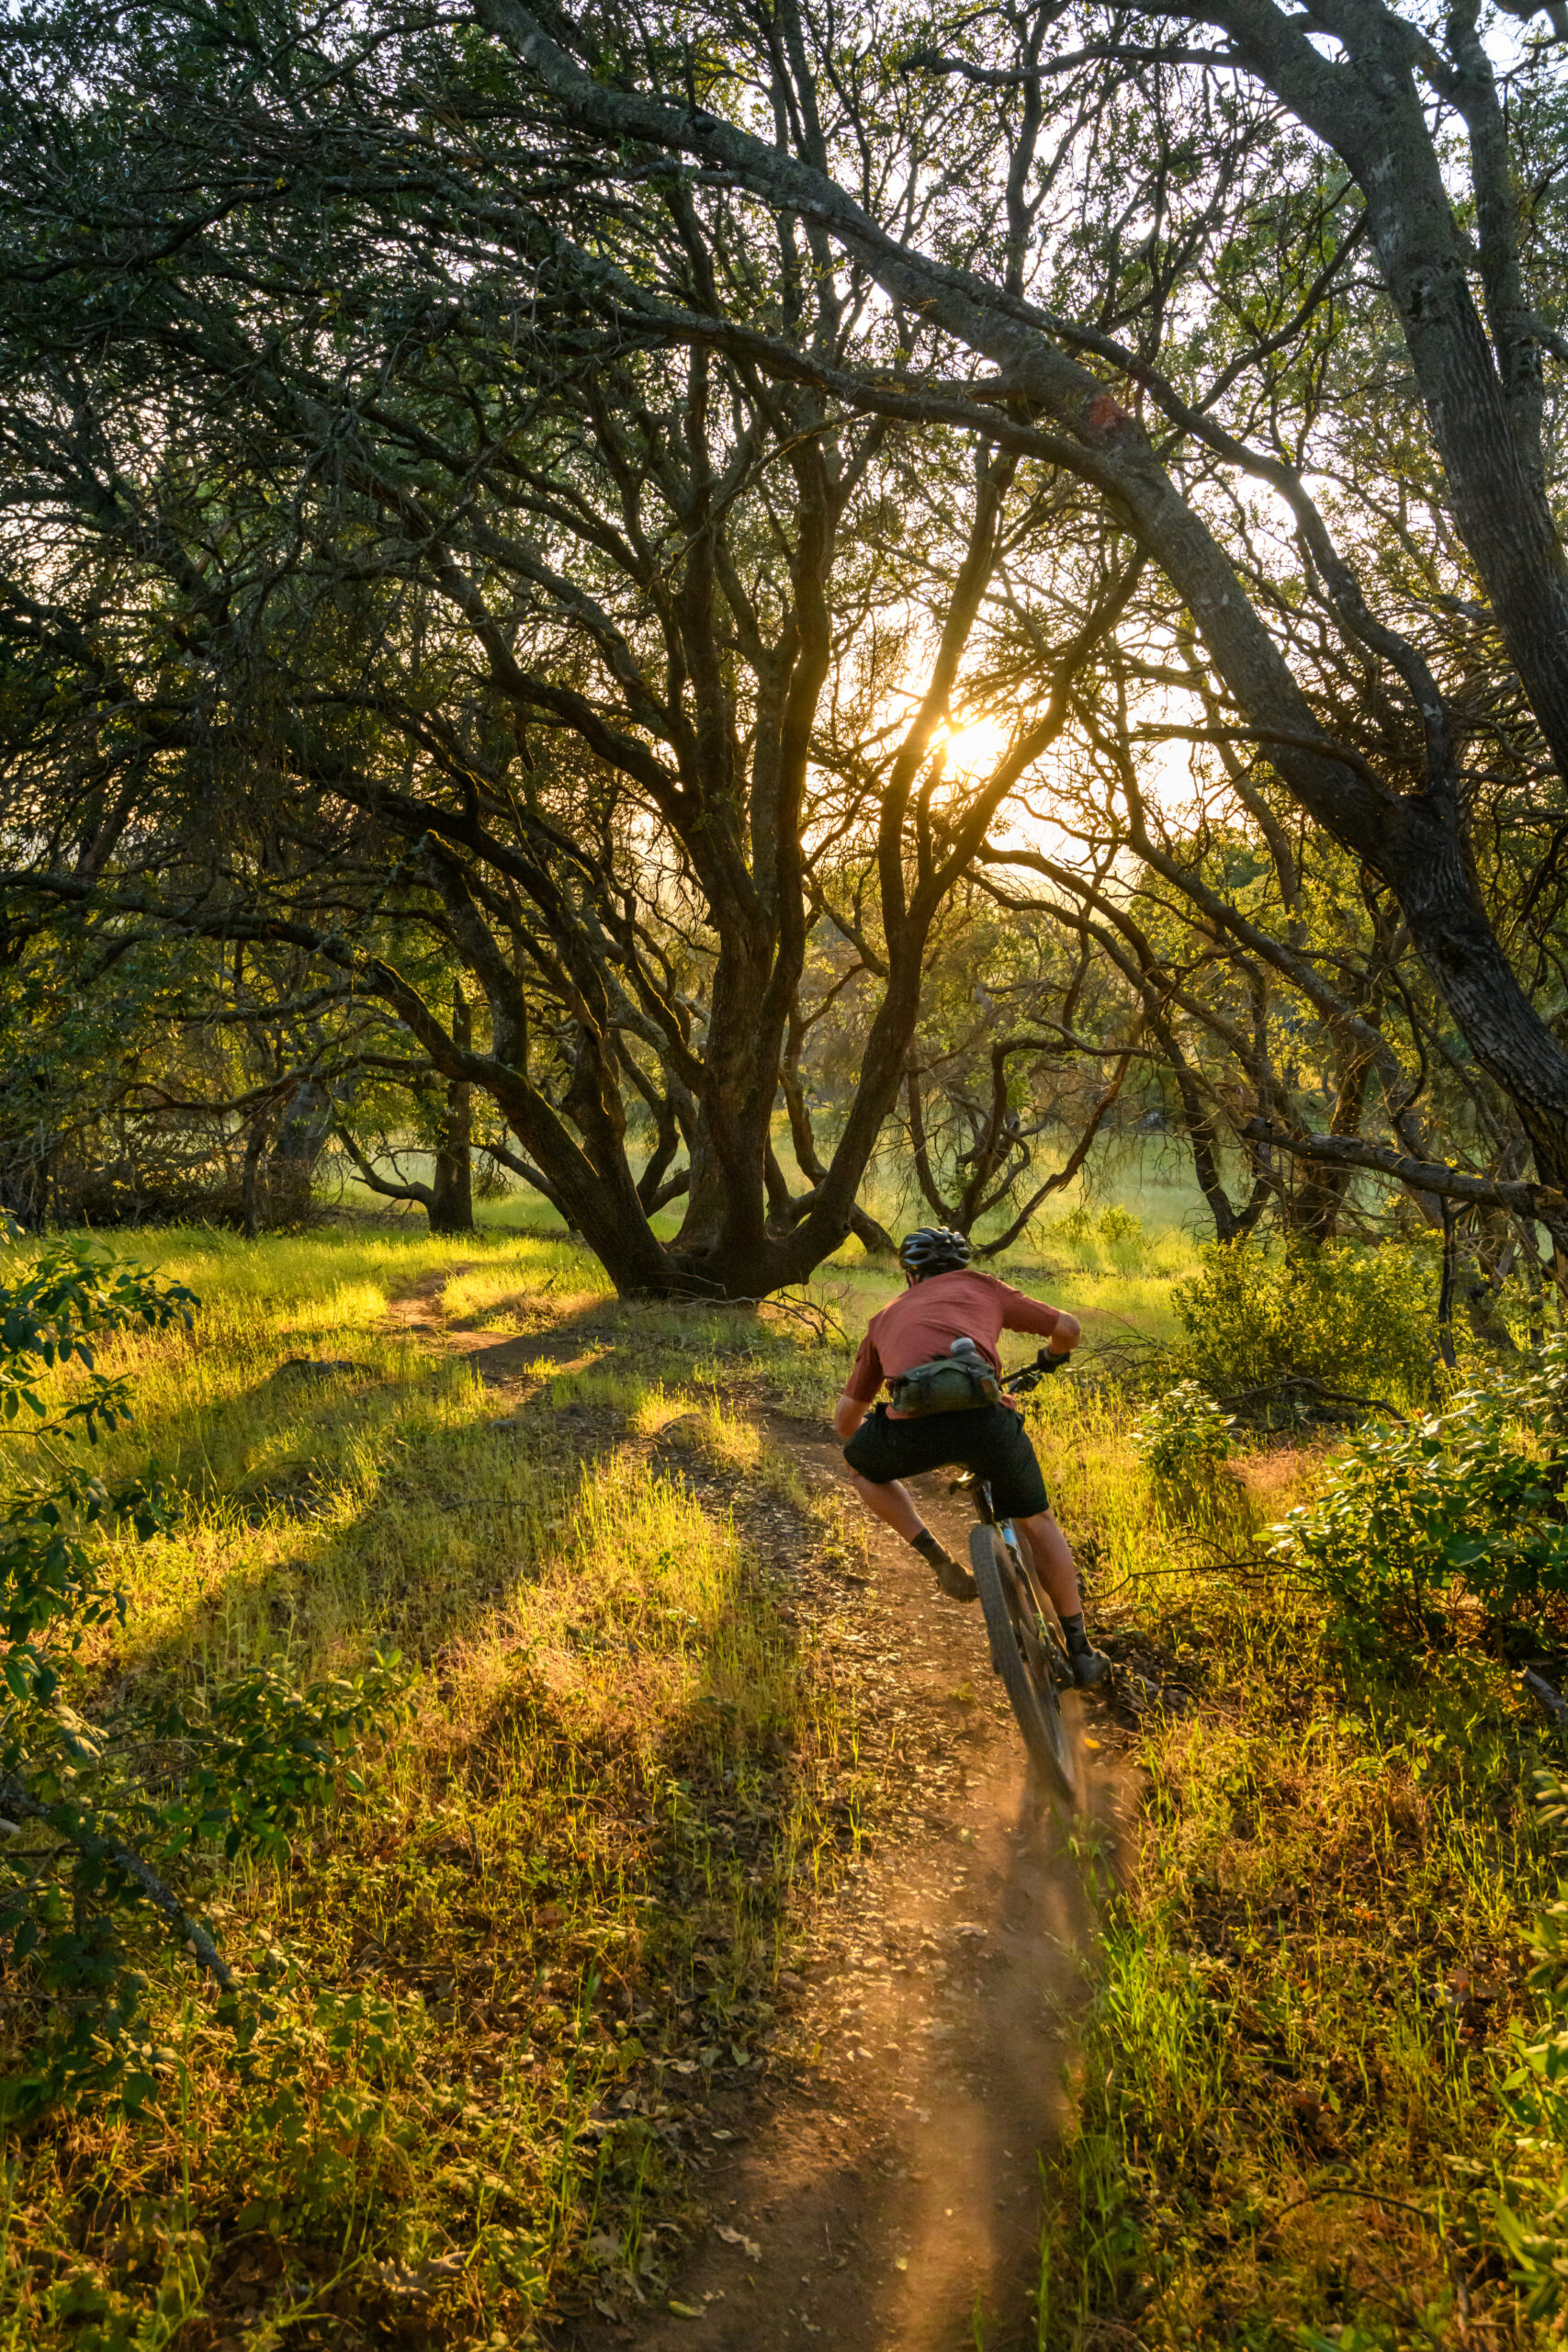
[{"xmin": 969, "ymin": 1524, "xmax": 1079, "ymax": 1805}]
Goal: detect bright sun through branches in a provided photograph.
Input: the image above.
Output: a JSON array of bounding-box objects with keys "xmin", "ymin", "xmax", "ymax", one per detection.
[{"xmin": 933, "ymin": 716, "xmax": 1011, "ymax": 778}]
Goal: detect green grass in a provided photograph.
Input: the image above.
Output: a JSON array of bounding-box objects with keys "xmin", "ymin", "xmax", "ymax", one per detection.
[
  {"xmin": 1027, "ymin": 1378, "xmax": 1561, "ymax": 2352},
  {"xmin": 0, "ymin": 1223, "xmax": 878, "ymax": 2348},
  {"xmin": 3, "ymin": 1206, "xmax": 1549, "ymax": 2351}
]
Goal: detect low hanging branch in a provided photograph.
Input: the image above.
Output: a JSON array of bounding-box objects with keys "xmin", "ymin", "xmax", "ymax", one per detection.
[
  {"xmin": 0, "ymin": 1777, "xmax": 233, "ymax": 1991},
  {"xmin": 1237, "ymin": 1118, "xmax": 1562, "ymax": 1222}
]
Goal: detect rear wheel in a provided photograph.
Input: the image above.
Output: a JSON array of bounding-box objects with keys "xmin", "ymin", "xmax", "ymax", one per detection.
[{"xmin": 969, "ymin": 1524, "xmax": 1078, "ymax": 1804}]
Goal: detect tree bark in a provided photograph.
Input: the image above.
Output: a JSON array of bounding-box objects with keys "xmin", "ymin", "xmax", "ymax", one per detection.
[
  {"xmin": 428, "ymin": 989, "xmax": 475, "ymax": 1238},
  {"xmin": 472, "ymin": 0, "xmax": 1568, "ymax": 1233}
]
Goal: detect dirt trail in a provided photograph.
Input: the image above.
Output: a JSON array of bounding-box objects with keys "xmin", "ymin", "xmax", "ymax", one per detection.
[
  {"xmin": 385, "ymin": 1272, "xmax": 1134, "ymax": 2348},
  {"xmin": 383, "ymin": 1264, "xmax": 621, "ymax": 1380},
  {"xmin": 581, "ymin": 1423, "xmax": 1133, "ymax": 2352}
]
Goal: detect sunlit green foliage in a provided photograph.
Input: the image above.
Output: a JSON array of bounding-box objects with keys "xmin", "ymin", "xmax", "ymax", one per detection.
[
  {"xmin": 1274, "ymin": 1341, "xmax": 1568, "ymax": 1655},
  {"xmin": 1172, "ymin": 1238, "xmax": 1438, "ymax": 1409},
  {"xmin": 1132, "ymin": 1378, "xmax": 1235, "ymax": 1482}
]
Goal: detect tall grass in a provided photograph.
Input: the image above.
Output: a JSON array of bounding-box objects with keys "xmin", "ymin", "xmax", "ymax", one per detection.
[
  {"xmin": 0, "ymin": 1224, "xmax": 869, "ymax": 2346},
  {"xmin": 1031, "ymin": 1376, "xmax": 1558, "ymax": 2351}
]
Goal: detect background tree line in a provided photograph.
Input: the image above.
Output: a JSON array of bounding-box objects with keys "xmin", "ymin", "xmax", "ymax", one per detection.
[{"xmin": 0, "ymin": 0, "xmax": 1562, "ymax": 1307}]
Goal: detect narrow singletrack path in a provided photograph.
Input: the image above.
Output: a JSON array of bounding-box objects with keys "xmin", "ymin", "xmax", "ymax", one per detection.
[
  {"xmin": 382, "ymin": 1276, "xmax": 1134, "ymax": 2348},
  {"xmin": 577, "ymin": 1420, "xmax": 1134, "ymax": 2352}
]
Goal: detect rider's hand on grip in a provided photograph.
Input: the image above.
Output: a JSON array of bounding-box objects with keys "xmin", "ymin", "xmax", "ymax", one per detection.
[{"xmin": 1034, "ymin": 1349, "xmax": 1069, "ymax": 1374}]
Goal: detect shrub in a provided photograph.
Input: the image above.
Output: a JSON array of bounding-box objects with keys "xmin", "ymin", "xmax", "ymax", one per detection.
[
  {"xmin": 1171, "ymin": 1238, "xmax": 1435, "ymax": 1410},
  {"xmin": 1133, "ymin": 1380, "xmax": 1235, "ymax": 1482},
  {"xmin": 0, "ymin": 1235, "xmax": 400, "ymax": 2119},
  {"xmin": 1097, "ymin": 1204, "xmax": 1142, "ymax": 1246},
  {"xmin": 1270, "ymin": 1339, "xmax": 1568, "ymax": 1650}
]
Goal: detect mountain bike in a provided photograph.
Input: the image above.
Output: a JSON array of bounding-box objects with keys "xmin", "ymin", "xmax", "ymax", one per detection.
[{"xmin": 953, "ymin": 1351, "xmax": 1079, "ymax": 1805}]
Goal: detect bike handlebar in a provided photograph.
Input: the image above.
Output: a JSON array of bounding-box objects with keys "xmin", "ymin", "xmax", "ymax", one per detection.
[{"xmin": 1004, "ymin": 1347, "xmax": 1071, "ymax": 1394}]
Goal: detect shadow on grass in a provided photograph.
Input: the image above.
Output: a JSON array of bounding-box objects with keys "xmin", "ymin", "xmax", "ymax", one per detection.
[{"xmin": 27, "ymin": 1312, "xmax": 864, "ymax": 2346}]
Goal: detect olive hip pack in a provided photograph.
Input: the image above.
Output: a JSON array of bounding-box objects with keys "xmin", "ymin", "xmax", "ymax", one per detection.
[{"xmin": 886, "ymin": 1339, "xmax": 1001, "ymax": 1417}]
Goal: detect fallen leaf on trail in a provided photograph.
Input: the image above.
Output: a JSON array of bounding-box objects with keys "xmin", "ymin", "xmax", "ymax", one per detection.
[
  {"xmin": 716, "ymin": 2225, "xmax": 761, "ymax": 2260},
  {"xmin": 894, "ymin": 2256, "xmax": 909, "ymax": 2273},
  {"xmin": 1084, "ymin": 1736, "xmax": 1101, "ymax": 1750},
  {"xmin": 669, "ymin": 2299, "xmax": 704, "ymax": 2319},
  {"xmin": 372, "ymin": 2252, "xmax": 468, "ymax": 2300}
]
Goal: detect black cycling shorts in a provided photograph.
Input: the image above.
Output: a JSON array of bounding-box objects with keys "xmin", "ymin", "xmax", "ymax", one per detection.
[{"xmin": 842, "ymin": 1402, "xmax": 1049, "ymax": 1521}]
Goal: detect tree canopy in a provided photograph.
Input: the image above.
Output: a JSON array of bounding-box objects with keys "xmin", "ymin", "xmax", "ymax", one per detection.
[{"xmin": 0, "ymin": 0, "xmax": 1564, "ymax": 1291}]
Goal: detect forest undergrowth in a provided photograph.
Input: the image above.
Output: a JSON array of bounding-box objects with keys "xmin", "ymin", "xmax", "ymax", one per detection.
[
  {"xmin": 1031, "ymin": 1334, "xmax": 1568, "ymax": 2352},
  {"xmin": 0, "ymin": 1208, "xmax": 1562, "ymax": 2352}
]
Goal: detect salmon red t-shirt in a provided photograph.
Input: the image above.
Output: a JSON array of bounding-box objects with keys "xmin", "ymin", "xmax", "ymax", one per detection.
[{"xmin": 845, "ymin": 1270, "xmax": 1061, "ymax": 1405}]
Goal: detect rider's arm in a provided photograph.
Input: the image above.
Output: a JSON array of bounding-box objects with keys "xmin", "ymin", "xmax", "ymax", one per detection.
[
  {"xmin": 835, "ymin": 1329, "xmax": 882, "ymax": 1438},
  {"xmin": 1046, "ymin": 1310, "xmax": 1080, "ymax": 1356},
  {"xmin": 998, "ymin": 1283, "xmax": 1079, "ymax": 1355},
  {"xmin": 834, "ymin": 1393, "xmax": 868, "ymax": 1440}
]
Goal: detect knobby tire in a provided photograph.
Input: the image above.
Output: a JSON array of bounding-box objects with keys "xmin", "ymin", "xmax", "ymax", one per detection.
[{"xmin": 968, "ymin": 1524, "xmax": 1078, "ymax": 1806}]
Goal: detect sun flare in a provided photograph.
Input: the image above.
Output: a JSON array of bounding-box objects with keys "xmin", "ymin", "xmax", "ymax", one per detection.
[{"xmin": 935, "ymin": 714, "xmax": 1012, "ymax": 778}]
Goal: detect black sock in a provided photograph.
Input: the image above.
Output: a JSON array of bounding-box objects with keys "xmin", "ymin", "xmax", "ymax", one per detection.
[
  {"xmin": 909, "ymin": 1528, "xmax": 949, "ymax": 1567},
  {"xmin": 1060, "ymin": 1611, "xmax": 1091, "ymax": 1654}
]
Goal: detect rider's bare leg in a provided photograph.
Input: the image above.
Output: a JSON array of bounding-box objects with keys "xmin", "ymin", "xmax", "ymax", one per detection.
[
  {"xmin": 846, "ymin": 1472, "xmax": 976, "ymax": 1600},
  {"xmin": 1015, "ymin": 1510, "xmax": 1082, "ymax": 1622},
  {"xmin": 846, "ymin": 1470, "xmax": 924, "ymax": 1541},
  {"xmin": 1015, "ymin": 1510, "xmax": 1109, "ymax": 1680}
]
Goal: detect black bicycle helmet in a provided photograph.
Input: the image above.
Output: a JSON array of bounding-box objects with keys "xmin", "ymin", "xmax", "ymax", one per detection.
[{"xmin": 898, "ymin": 1225, "xmax": 973, "ymax": 1275}]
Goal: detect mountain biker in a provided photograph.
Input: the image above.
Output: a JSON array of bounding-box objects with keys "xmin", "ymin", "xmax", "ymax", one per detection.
[{"xmin": 832, "ymin": 1226, "xmax": 1111, "ymax": 1688}]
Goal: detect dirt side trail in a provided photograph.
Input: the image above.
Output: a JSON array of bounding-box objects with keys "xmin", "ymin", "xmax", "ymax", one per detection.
[{"xmin": 384, "ymin": 1272, "xmax": 1136, "ymax": 2350}]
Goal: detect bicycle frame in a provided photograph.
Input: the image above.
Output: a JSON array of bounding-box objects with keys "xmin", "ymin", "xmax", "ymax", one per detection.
[{"xmin": 954, "ymin": 1472, "xmax": 1073, "ymax": 1688}]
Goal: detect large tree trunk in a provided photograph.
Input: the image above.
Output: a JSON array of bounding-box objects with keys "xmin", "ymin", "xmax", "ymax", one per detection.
[
  {"xmin": 240, "ymin": 1112, "xmax": 274, "ymax": 1240},
  {"xmin": 428, "ymin": 989, "xmax": 475, "ymax": 1238},
  {"xmin": 266, "ymin": 1079, "xmax": 332, "ymax": 1226},
  {"xmin": 1392, "ymin": 820, "xmax": 1568, "ymax": 1201}
]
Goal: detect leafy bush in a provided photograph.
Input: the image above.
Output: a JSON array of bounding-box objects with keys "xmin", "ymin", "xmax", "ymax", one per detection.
[
  {"xmin": 1133, "ymin": 1380, "xmax": 1235, "ymax": 1482},
  {"xmin": 1172, "ymin": 1238, "xmax": 1435, "ymax": 1410},
  {"xmin": 1097, "ymin": 1204, "xmax": 1142, "ymax": 1246},
  {"xmin": 1270, "ymin": 1339, "xmax": 1568, "ymax": 1650},
  {"xmin": 0, "ymin": 1236, "xmax": 400, "ymax": 2120}
]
